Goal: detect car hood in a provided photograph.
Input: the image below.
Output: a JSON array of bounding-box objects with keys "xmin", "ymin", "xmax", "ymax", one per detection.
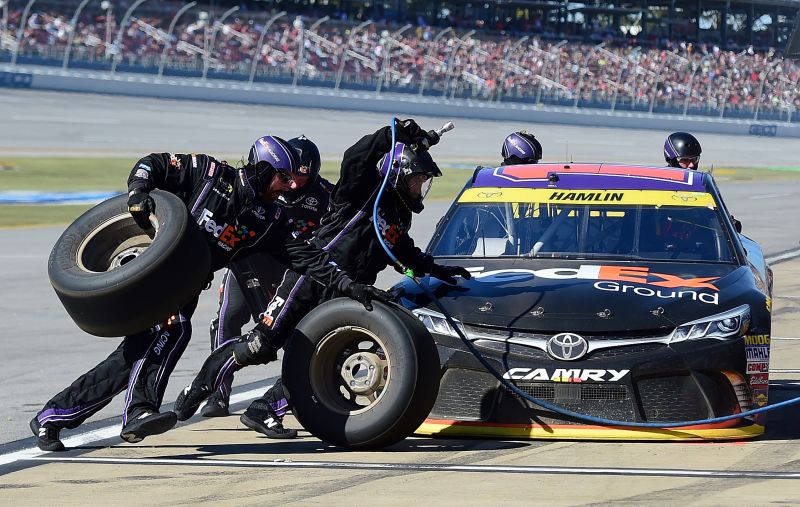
[{"xmin": 392, "ymin": 259, "xmax": 752, "ymax": 334}]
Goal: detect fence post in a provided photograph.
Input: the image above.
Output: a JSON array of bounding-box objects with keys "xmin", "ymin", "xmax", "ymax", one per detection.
[
  {"xmin": 334, "ymin": 19, "xmax": 372, "ymax": 90},
  {"xmin": 158, "ymin": 2, "xmax": 197, "ymax": 78},
  {"xmin": 376, "ymin": 23, "xmax": 412, "ymax": 94},
  {"xmin": 62, "ymin": 0, "xmax": 93, "ymax": 70},
  {"xmin": 11, "ymin": 0, "xmax": 37, "ymax": 66},
  {"xmin": 110, "ymin": 0, "xmax": 150, "ymax": 74},
  {"xmin": 248, "ymin": 11, "xmax": 286, "ymax": 85},
  {"xmin": 418, "ymin": 26, "xmax": 452, "ymax": 96}
]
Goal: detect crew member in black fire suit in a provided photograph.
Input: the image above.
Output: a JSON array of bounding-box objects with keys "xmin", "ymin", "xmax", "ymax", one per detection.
[
  {"xmin": 30, "ymin": 135, "xmax": 331, "ymax": 452},
  {"xmin": 237, "ymin": 129, "xmax": 548, "ymax": 439},
  {"xmin": 201, "ymin": 137, "xmax": 333, "ymax": 436},
  {"xmin": 172, "ymin": 119, "xmax": 472, "ymax": 423}
]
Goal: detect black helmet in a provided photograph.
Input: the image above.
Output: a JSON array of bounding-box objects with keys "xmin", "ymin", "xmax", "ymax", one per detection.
[
  {"xmin": 377, "ymin": 142, "xmax": 442, "ymax": 213},
  {"xmin": 280, "ymin": 135, "xmax": 321, "ymax": 207},
  {"xmin": 664, "ymin": 132, "xmax": 702, "ymax": 169},
  {"xmin": 241, "ymin": 135, "xmax": 300, "ymax": 201},
  {"xmin": 501, "ymin": 131, "xmax": 542, "ymax": 165}
]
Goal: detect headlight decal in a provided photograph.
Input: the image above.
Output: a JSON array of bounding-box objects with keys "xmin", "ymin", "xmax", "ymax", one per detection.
[{"xmin": 668, "ymin": 304, "xmax": 750, "ymax": 343}]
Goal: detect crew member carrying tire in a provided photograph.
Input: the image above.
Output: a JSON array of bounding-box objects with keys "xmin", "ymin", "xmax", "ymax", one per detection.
[
  {"xmin": 172, "ymin": 119, "xmax": 472, "ymax": 426},
  {"xmin": 203, "ymin": 136, "xmax": 333, "ymax": 440},
  {"xmin": 31, "ymin": 135, "xmax": 323, "ymax": 451}
]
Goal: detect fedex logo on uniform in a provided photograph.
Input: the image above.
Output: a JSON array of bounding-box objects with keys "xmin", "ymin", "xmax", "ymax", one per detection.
[{"xmin": 198, "ymin": 208, "xmax": 256, "ymax": 251}]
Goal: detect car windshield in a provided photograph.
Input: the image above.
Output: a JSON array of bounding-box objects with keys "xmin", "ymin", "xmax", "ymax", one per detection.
[{"xmin": 430, "ymin": 198, "xmax": 736, "ymax": 262}]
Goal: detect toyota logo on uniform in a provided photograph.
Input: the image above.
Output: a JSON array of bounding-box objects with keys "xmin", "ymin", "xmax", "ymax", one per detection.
[
  {"xmin": 546, "ymin": 333, "xmax": 588, "ymax": 361},
  {"xmin": 305, "ymin": 196, "xmax": 318, "ymax": 206}
]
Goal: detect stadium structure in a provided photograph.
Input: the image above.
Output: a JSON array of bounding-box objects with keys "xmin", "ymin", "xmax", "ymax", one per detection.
[{"xmin": 1, "ymin": 0, "xmax": 799, "ymax": 120}]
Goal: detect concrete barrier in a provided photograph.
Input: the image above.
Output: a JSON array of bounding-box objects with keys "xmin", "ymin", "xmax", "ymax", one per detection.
[{"xmin": 4, "ymin": 63, "xmax": 800, "ymax": 139}]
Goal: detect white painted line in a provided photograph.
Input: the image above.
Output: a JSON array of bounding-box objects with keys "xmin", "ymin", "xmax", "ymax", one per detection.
[
  {"xmin": 766, "ymin": 248, "xmax": 800, "ymax": 264},
  {"xmin": 770, "ymin": 369, "xmax": 800, "ymax": 374},
  {"xmin": 749, "ymin": 193, "xmax": 795, "ymax": 200},
  {"xmin": 10, "ymin": 115, "xmax": 121, "ymax": 125},
  {"xmin": 22, "ymin": 456, "xmax": 800, "ymax": 480},
  {"xmin": 0, "ymin": 384, "xmax": 271, "ymax": 467}
]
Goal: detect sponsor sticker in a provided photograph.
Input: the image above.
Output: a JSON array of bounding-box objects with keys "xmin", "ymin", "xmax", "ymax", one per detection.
[
  {"xmin": 197, "ymin": 209, "xmax": 257, "ymax": 251},
  {"xmin": 134, "ymin": 169, "xmax": 150, "ymax": 179},
  {"xmin": 502, "ymin": 368, "xmax": 629, "ymax": 382},
  {"xmin": 467, "ymin": 264, "xmax": 720, "ymax": 304},
  {"xmin": 137, "ymin": 163, "xmax": 151, "ymax": 171},
  {"xmin": 744, "ymin": 334, "xmax": 770, "ymax": 345},
  {"xmin": 745, "ymin": 346, "xmax": 770, "ymax": 361},
  {"xmin": 746, "ymin": 362, "xmax": 769, "ymax": 374},
  {"xmin": 749, "ymin": 373, "xmax": 769, "ymax": 387},
  {"xmin": 753, "ymin": 389, "xmax": 769, "ymax": 407},
  {"xmin": 458, "ymin": 187, "xmax": 716, "ymax": 207}
]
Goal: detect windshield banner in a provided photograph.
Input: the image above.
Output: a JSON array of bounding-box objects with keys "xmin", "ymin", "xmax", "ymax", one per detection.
[{"xmin": 458, "ymin": 188, "xmax": 716, "ymax": 207}]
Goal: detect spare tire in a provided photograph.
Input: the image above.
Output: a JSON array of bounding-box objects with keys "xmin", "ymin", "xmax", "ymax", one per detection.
[
  {"xmin": 283, "ymin": 298, "xmax": 440, "ymax": 450},
  {"xmin": 48, "ymin": 190, "xmax": 211, "ymax": 337}
]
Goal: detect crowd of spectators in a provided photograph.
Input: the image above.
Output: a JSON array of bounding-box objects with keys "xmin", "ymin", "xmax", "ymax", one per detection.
[{"xmin": 2, "ymin": 3, "xmax": 798, "ymax": 118}]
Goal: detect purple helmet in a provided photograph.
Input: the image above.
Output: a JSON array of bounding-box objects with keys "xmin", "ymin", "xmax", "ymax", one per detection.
[
  {"xmin": 241, "ymin": 135, "xmax": 300, "ymax": 199},
  {"xmin": 501, "ymin": 131, "xmax": 542, "ymax": 165},
  {"xmin": 663, "ymin": 132, "xmax": 701, "ymax": 169},
  {"xmin": 377, "ymin": 142, "xmax": 441, "ymax": 213}
]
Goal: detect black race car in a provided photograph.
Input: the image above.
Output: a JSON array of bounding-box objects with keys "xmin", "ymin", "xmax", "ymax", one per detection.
[{"xmin": 393, "ymin": 163, "xmax": 773, "ymax": 440}]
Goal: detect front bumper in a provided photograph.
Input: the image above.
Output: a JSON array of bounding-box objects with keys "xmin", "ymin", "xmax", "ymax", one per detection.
[{"xmin": 416, "ymin": 331, "xmax": 765, "ymax": 441}]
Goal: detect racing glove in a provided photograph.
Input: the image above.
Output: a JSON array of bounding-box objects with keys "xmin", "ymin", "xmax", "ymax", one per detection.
[
  {"xmin": 395, "ymin": 119, "xmax": 439, "ymax": 150},
  {"xmin": 430, "ymin": 264, "xmax": 472, "ymax": 285},
  {"xmin": 127, "ymin": 190, "xmax": 155, "ymax": 230},
  {"xmin": 339, "ymin": 279, "xmax": 393, "ymax": 312}
]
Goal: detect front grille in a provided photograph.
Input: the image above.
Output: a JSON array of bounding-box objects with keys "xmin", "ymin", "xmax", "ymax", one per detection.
[
  {"xmin": 462, "ymin": 323, "xmax": 670, "ymax": 360},
  {"xmin": 473, "ymin": 339, "xmax": 549, "ymax": 359},
  {"xmin": 505, "ymin": 382, "xmax": 636, "ymax": 422},
  {"xmin": 636, "ymin": 375, "xmax": 709, "ymax": 422},
  {"xmin": 587, "ymin": 343, "xmax": 666, "ymax": 359},
  {"xmin": 510, "ymin": 382, "xmax": 630, "ymax": 402},
  {"xmin": 429, "ymin": 368, "xmax": 499, "ymax": 421}
]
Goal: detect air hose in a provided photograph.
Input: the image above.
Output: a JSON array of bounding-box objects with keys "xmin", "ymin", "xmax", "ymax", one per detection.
[{"xmin": 372, "ymin": 116, "xmax": 800, "ymax": 429}]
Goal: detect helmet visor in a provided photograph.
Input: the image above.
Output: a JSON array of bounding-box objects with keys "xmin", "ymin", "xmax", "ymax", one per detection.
[
  {"xmin": 678, "ymin": 156, "xmax": 700, "ymax": 168},
  {"xmin": 420, "ymin": 175, "xmax": 433, "ymax": 200}
]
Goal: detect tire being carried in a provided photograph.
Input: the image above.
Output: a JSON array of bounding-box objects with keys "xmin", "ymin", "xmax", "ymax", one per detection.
[
  {"xmin": 48, "ymin": 190, "xmax": 211, "ymax": 337},
  {"xmin": 283, "ymin": 298, "xmax": 440, "ymax": 450}
]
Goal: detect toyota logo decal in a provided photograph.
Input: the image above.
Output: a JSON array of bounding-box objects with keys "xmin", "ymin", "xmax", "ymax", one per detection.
[
  {"xmin": 306, "ymin": 197, "xmax": 318, "ymax": 206},
  {"xmin": 546, "ymin": 333, "xmax": 588, "ymax": 361}
]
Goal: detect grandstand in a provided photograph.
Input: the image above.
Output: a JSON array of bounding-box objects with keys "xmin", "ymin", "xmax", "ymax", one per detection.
[{"xmin": 1, "ymin": 0, "xmax": 798, "ymax": 121}]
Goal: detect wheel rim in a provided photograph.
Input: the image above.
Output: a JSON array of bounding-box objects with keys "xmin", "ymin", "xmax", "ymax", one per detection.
[
  {"xmin": 77, "ymin": 213, "xmax": 157, "ymax": 273},
  {"xmin": 309, "ymin": 326, "xmax": 390, "ymax": 416}
]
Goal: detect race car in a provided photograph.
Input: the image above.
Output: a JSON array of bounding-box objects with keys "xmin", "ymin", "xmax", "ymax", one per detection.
[{"xmin": 392, "ymin": 163, "xmax": 773, "ymax": 440}]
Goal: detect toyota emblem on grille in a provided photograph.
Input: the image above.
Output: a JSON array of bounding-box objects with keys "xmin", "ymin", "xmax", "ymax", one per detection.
[{"xmin": 546, "ymin": 333, "xmax": 588, "ymax": 361}]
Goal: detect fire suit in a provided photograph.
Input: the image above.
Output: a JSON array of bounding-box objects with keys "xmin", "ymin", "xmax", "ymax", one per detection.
[
  {"xmin": 35, "ymin": 153, "xmax": 305, "ymax": 430},
  {"xmin": 209, "ymin": 176, "xmax": 334, "ymax": 404},
  {"xmin": 198, "ymin": 124, "xmax": 439, "ymax": 391}
]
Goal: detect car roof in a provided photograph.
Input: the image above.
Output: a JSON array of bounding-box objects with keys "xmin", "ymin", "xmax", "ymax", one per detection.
[{"xmin": 471, "ymin": 163, "xmax": 708, "ymax": 192}]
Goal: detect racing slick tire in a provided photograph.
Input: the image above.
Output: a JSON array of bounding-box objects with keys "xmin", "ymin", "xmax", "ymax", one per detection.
[
  {"xmin": 283, "ymin": 298, "xmax": 440, "ymax": 450},
  {"xmin": 48, "ymin": 190, "xmax": 211, "ymax": 337}
]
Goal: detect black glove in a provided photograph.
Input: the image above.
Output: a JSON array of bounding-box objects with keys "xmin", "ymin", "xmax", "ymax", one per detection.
[
  {"xmin": 127, "ymin": 190, "xmax": 155, "ymax": 230},
  {"xmin": 341, "ymin": 280, "xmax": 393, "ymax": 311},
  {"xmin": 395, "ymin": 118, "xmax": 438, "ymax": 149},
  {"xmin": 430, "ymin": 264, "xmax": 472, "ymax": 285}
]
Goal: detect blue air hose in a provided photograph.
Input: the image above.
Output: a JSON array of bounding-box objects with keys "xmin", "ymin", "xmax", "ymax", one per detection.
[{"xmin": 372, "ymin": 116, "xmax": 800, "ymax": 429}]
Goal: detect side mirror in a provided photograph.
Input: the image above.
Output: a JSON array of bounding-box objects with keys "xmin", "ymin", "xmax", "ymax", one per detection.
[{"xmin": 733, "ymin": 217, "xmax": 743, "ymax": 234}]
